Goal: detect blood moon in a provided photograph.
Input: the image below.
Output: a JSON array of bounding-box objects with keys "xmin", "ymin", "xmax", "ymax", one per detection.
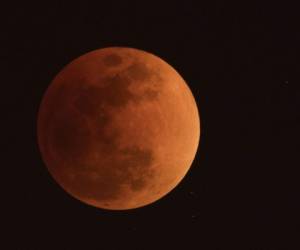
[{"xmin": 37, "ymin": 47, "xmax": 200, "ymax": 210}]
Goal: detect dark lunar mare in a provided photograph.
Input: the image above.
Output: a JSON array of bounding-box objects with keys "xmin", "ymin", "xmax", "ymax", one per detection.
[{"xmin": 43, "ymin": 57, "xmax": 161, "ymax": 202}]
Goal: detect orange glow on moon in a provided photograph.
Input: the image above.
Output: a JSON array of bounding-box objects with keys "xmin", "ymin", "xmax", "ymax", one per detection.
[{"xmin": 37, "ymin": 47, "xmax": 200, "ymax": 210}]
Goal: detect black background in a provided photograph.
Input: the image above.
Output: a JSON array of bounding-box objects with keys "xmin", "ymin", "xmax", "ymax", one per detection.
[{"xmin": 4, "ymin": 1, "xmax": 298, "ymax": 249}]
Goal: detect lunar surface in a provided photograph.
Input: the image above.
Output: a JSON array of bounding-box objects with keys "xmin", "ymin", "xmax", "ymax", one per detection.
[{"xmin": 38, "ymin": 47, "xmax": 200, "ymax": 210}]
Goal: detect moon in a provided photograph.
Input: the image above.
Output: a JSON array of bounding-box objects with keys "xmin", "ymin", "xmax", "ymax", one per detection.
[{"xmin": 38, "ymin": 47, "xmax": 200, "ymax": 210}]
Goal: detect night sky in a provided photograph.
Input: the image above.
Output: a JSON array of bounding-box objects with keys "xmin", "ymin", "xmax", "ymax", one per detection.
[{"xmin": 5, "ymin": 1, "xmax": 297, "ymax": 249}]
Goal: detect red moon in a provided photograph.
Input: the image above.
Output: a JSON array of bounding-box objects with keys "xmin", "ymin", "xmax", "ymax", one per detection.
[{"xmin": 38, "ymin": 47, "xmax": 200, "ymax": 210}]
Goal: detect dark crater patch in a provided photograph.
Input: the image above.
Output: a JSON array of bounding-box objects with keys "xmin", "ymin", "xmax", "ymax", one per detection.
[
  {"xmin": 124, "ymin": 62, "xmax": 162, "ymax": 101},
  {"xmin": 71, "ymin": 62, "xmax": 161, "ymax": 120},
  {"xmin": 73, "ymin": 89, "xmax": 103, "ymax": 116},
  {"xmin": 103, "ymin": 54, "xmax": 123, "ymax": 67},
  {"xmin": 121, "ymin": 146, "xmax": 153, "ymax": 169},
  {"xmin": 59, "ymin": 76, "xmax": 156, "ymax": 201},
  {"xmin": 67, "ymin": 73, "xmax": 140, "ymax": 162},
  {"xmin": 102, "ymin": 74, "xmax": 137, "ymax": 107},
  {"xmin": 130, "ymin": 179, "xmax": 147, "ymax": 191},
  {"xmin": 126, "ymin": 62, "xmax": 153, "ymax": 82},
  {"xmin": 70, "ymin": 146, "xmax": 155, "ymax": 202},
  {"xmin": 120, "ymin": 146, "xmax": 155, "ymax": 192},
  {"xmin": 143, "ymin": 89, "xmax": 159, "ymax": 100},
  {"xmin": 73, "ymin": 73, "xmax": 136, "ymax": 114},
  {"xmin": 71, "ymin": 165, "xmax": 124, "ymax": 201},
  {"xmin": 45, "ymin": 67, "xmax": 161, "ymax": 202},
  {"xmin": 50, "ymin": 111, "xmax": 91, "ymax": 163}
]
